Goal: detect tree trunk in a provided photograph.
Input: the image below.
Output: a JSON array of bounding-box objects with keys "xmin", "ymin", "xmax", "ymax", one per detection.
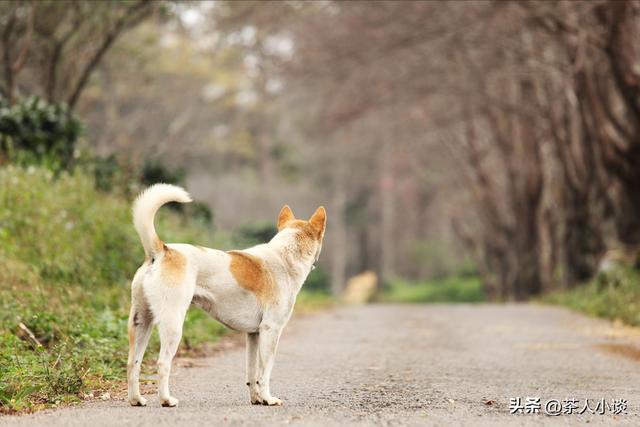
[{"xmin": 330, "ymin": 149, "xmax": 348, "ymax": 296}]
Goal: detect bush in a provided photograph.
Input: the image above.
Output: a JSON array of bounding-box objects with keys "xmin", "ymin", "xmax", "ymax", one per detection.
[
  {"xmin": 86, "ymin": 154, "xmax": 121, "ymax": 192},
  {"xmin": 187, "ymin": 201, "xmax": 214, "ymax": 225},
  {"xmin": 140, "ymin": 158, "xmax": 185, "ymax": 187},
  {"xmin": 0, "ymin": 97, "xmax": 82, "ymax": 170},
  {"xmin": 304, "ymin": 264, "xmax": 331, "ymax": 294},
  {"xmin": 233, "ymin": 221, "xmax": 277, "ymax": 247}
]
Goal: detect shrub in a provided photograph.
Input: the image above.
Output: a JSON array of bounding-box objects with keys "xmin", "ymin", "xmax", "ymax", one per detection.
[
  {"xmin": 233, "ymin": 221, "xmax": 277, "ymax": 247},
  {"xmin": 187, "ymin": 201, "xmax": 214, "ymax": 225},
  {"xmin": 0, "ymin": 97, "xmax": 82, "ymax": 170},
  {"xmin": 87, "ymin": 154, "xmax": 121, "ymax": 192},
  {"xmin": 304, "ymin": 264, "xmax": 331, "ymax": 294},
  {"xmin": 140, "ymin": 158, "xmax": 185, "ymax": 187}
]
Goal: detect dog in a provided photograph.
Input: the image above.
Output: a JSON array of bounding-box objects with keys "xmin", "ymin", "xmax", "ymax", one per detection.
[{"xmin": 126, "ymin": 184, "xmax": 326, "ymax": 407}]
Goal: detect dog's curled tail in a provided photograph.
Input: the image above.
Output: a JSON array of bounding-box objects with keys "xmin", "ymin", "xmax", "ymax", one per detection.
[{"xmin": 133, "ymin": 183, "xmax": 192, "ymax": 257}]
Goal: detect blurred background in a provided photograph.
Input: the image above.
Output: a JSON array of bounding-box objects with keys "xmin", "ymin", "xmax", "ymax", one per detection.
[{"xmin": 2, "ymin": 0, "xmax": 640, "ymax": 413}]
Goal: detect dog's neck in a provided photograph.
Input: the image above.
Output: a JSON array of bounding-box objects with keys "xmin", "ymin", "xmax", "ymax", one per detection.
[{"xmin": 268, "ymin": 229, "xmax": 318, "ymax": 289}]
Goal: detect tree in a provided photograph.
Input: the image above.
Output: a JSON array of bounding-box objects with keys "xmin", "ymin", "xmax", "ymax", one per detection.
[{"xmin": 0, "ymin": 0, "xmax": 157, "ymax": 109}]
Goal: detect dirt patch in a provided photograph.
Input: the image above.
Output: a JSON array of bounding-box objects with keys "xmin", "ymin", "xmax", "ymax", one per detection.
[{"xmin": 597, "ymin": 342, "xmax": 640, "ymax": 362}]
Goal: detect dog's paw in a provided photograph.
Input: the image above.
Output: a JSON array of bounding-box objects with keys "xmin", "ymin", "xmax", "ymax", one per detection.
[
  {"xmin": 262, "ymin": 396, "xmax": 283, "ymax": 406},
  {"xmin": 160, "ymin": 396, "xmax": 179, "ymax": 407},
  {"xmin": 129, "ymin": 396, "xmax": 147, "ymax": 407},
  {"xmin": 250, "ymin": 390, "xmax": 264, "ymax": 405}
]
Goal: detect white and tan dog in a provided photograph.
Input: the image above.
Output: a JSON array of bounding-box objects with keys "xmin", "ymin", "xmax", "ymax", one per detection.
[{"xmin": 126, "ymin": 184, "xmax": 326, "ymax": 407}]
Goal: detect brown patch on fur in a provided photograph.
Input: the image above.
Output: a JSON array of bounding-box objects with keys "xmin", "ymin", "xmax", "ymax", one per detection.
[
  {"xmin": 152, "ymin": 236, "xmax": 164, "ymax": 255},
  {"xmin": 160, "ymin": 246, "xmax": 187, "ymax": 285},
  {"xmin": 228, "ymin": 251, "xmax": 276, "ymax": 304}
]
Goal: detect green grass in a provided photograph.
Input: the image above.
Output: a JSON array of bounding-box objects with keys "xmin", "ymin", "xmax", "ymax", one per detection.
[
  {"xmin": 543, "ymin": 267, "xmax": 640, "ymax": 326},
  {"xmin": 379, "ymin": 275, "xmax": 485, "ymax": 303},
  {"xmin": 0, "ymin": 166, "xmax": 227, "ymax": 413},
  {"xmin": 295, "ymin": 291, "xmax": 335, "ymax": 313}
]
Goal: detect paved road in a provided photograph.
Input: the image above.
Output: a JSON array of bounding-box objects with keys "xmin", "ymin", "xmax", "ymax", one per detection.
[{"xmin": 3, "ymin": 304, "xmax": 640, "ymax": 426}]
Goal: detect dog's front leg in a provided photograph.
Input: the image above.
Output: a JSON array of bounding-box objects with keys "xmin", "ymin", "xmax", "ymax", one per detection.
[
  {"xmin": 256, "ymin": 324, "xmax": 283, "ymax": 406},
  {"xmin": 246, "ymin": 332, "xmax": 262, "ymax": 404}
]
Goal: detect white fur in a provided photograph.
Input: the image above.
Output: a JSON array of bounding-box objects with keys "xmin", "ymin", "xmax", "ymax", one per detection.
[
  {"xmin": 126, "ymin": 185, "xmax": 323, "ymax": 408},
  {"xmin": 133, "ymin": 183, "xmax": 192, "ymax": 256}
]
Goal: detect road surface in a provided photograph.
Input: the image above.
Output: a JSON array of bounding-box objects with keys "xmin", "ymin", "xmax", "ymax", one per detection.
[{"xmin": 3, "ymin": 304, "xmax": 640, "ymax": 426}]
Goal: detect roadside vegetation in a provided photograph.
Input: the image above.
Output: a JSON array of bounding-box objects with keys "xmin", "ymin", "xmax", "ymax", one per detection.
[
  {"xmin": 544, "ymin": 267, "xmax": 640, "ymax": 327},
  {"xmin": 379, "ymin": 275, "xmax": 485, "ymax": 303},
  {"xmin": 0, "ymin": 166, "xmax": 221, "ymax": 413}
]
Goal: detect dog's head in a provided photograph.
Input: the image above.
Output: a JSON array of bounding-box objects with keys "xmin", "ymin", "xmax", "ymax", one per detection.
[{"xmin": 276, "ymin": 205, "xmax": 326, "ymax": 265}]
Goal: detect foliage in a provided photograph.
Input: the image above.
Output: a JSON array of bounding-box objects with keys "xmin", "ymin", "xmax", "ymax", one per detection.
[
  {"xmin": 294, "ymin": 291, "xmax": 334, "ymax": 313},
  {"xmin": 0, "ymin": 1, "xmax": 158, "ymax": 109},
  {"xmin": 233, "ymin": 221, "xmax": 277, "ymax": 247},
  {"xmin": 140, "ymin": 157, "xmax": 186, "ymax": 187},
  {"xmin": 187, "ymin": 201, "xmax": 214, "ymax": 225},
  {"xmin": 86, "ymin": 154, "xmax": 121, "ymax": 192},
  {"xmin": 0, "ymin": 166, "xmax": 225, "ymax": 413},
  {"xmin": 544, "ymin": 268, "xmax": 640, "ymax": 326},
  {"xmin": 379, "ymin": 275, "xmax": 485, "ymax": 304},
  {"xmin": 304, "ymin": 264, "xmax": 331, "ymax": 294},
  {"xmin": 408, "ymin": 240, "xmax": 476, "ymax": 280},
  {"xmin": 0, "ymin": 97, "xmax": 82, "ymax": 170},
  {"xmin": 212, "ymin": 1, "xmax": 640, "ymax": 301}
]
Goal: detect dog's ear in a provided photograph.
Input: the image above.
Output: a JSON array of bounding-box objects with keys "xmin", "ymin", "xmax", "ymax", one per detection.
[
  {"xmin": 309, "ymin": 206, "xmax": 326, "ymax": 238},
  {"xmin": 277, "ymin": 205, "xmax": 295, "ymax": 230}
]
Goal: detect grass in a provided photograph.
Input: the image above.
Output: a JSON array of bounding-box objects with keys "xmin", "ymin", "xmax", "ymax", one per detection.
[
  {"xmin": 378, "ymin": 275, "xmax": 485, "ymax": 303},
  {"xmin": 0, "ymin": 166, "xmax": 227, "ymax": 413},
  {"xmin": 543, "ymin": 267, "xmax": 640, "ymax": 326},
  {"xmin": 295, "ymin": 291, "xmax": 335, "ymax": 313}
]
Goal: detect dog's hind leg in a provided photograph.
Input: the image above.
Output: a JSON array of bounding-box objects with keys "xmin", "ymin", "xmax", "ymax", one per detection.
[
  {"xmin": 156, "ymin": 312, "xmax": 186, "ymax": 407},
  {"xmin": 127, "ymin": 305, "xmax": 153, "ymax": 406},
  {"xmin": 246, "ymin": 332, "xmax": 261, "ymax": 404},
  {"xmin": 127, "ymin": 271, "xmax": 154, "ymax": 407}
]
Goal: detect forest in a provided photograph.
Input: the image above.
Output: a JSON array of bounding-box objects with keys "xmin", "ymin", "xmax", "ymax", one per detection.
[{"xmin": 4, "ymin": 1, "xmax": 639, "ymax": 299}]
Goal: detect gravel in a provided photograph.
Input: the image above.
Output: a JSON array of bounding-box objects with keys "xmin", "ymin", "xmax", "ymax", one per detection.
[{"xmin": 3, "ymin": 304, "xmax": 640, "ymax": 426}]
